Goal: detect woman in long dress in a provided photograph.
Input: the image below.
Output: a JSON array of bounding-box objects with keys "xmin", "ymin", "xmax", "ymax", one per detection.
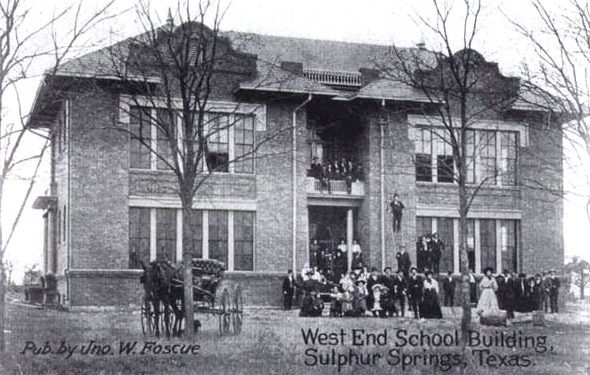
[
  {"xmin": 420, "ymin": 271, "xmax": 443, "ymax": 319},
  {"xmin": 476, "ymin": 267, "xmax": 500, "ymax": 315}
]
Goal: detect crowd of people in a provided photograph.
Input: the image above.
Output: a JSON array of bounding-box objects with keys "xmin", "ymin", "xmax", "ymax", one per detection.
[
  {"xmin": 282, "ymin": 245, "xmax": 561, "ymax": 320},
  {"xmin": 308, "ymin": 157, "xmax": 364, "ymax": 194}
]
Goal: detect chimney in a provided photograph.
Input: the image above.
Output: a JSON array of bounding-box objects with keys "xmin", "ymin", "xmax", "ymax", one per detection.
[{"xmin": 416, "ymin": 36, "xmax": 426, "ymax": 50}]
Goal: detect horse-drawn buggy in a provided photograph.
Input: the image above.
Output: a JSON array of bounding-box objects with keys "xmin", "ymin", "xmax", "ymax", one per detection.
[{"xmin": 140, "ymin": 258, "xmax": 243, "ymax": 337}]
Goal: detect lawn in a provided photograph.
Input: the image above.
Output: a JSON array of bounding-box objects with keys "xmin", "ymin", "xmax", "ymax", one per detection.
[{"xmin": 0, "ymin": 301, "xmax": 589, "ymax": 375}]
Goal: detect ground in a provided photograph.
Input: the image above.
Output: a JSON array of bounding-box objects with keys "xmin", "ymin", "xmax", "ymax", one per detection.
[{"xmin": 0, "ymin": 300, "xmax": 589, "ymax": 375}]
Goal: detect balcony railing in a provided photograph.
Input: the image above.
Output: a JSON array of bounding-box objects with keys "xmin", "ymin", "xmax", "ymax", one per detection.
[
  {"xmin": 302, "ymin": 68, "xmax": 362, "ymax": 87},
  {"xmin": 306, "ymin": 177, "xmax": 365, "ymax": 196}
]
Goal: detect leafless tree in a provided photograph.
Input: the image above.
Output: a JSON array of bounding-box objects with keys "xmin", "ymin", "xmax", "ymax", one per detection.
[
  {"xmin": 82, "ymin": 0, "xmax": 299, "ymax": 338},
  {"xmin": 0, "ymin": 0, "xmax": 116, "ymax": 353},
  {"xmin": 514, "ymin": 0, "xmax": 590, "ymax": 285},
  {"xmin": 378, "ymin": 0, "xmax": 534, "ymax": 357}
]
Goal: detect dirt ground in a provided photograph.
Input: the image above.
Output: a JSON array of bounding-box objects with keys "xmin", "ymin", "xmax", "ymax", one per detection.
[{"xmin": 0, "ymin": 300, "xmax": 589, "ymax": 375}]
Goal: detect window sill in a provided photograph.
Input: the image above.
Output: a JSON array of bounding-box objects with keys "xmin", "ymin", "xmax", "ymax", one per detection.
[
  {"xmin": 129, "ymin": 168, "xmax": 255, "ymax": 176},
  {"xmin": 416, "ymin": 181, "xmax": 519, "ymax": 191}
]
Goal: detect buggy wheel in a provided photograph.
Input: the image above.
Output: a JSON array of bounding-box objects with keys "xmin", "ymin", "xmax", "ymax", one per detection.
[
  {"xmin": 219, "ymin": 288, "xmax": 231, "ymax": 336},
  {"xmin": 232, "ymin": 286, "xmax": 244, "ymax": 335},
  {"xmin": 141, "ymin": 299, "xmax": 155, "ymax": 335}
]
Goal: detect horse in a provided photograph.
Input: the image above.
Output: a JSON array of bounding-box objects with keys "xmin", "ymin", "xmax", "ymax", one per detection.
[{"xmin": 140, "ymin": 261, "xmax": 184, "ymax": 337}]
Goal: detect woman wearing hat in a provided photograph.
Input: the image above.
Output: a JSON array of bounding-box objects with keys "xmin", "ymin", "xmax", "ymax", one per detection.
[{"xmin": 476, "ymin": 267, "xmax": 500, "ymax": 315}]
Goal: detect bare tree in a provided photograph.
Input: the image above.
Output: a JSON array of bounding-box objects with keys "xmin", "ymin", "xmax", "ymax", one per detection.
[
  {"xmin": 0, "ymin": 0, "xmax": 115, "ymax": 353},
  {"xmin": 79, "ymin": 1, "xmax": 298, "ymax": 338},
  {"xmin": 378, "ymin": 0, "xmax": 528, "ymax": 353},
  {"xmin": 514, "ymin": 0, "xmax": 590, "ymax": 293}
]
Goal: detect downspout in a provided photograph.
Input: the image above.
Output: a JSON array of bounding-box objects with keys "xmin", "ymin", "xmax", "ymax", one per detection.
[
  {"xmin": 292, "ymin": 94, "xmax": 312, "ymax": 273},
  {"xmin": 380, "ymin": 99, "xmax": 386, "ymax": 271}
]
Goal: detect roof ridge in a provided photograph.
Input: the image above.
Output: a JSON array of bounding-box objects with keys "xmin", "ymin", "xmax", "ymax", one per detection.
[{"xmin": 221, "ymin": 30, "xmax": 416, "ymax": 51}]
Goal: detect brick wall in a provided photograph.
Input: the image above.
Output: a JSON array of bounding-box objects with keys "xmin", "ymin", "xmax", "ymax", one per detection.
[
  {"xmin": 519, "ymin": 117, "xmax": 563, "ymax": 274},
  {"xmin": 69, "ymin": 88, "xmax": 130, "ymax": 270}
]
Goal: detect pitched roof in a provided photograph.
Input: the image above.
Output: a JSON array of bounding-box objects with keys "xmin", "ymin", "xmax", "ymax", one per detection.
[{"xmin": 222, "ymin": 31, "xmax": 397, "ymax": 71}]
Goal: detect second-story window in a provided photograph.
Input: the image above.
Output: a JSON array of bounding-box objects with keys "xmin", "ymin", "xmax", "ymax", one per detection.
[
  {"xmin": 480, "ymin": 130, "xmax": 497, "ymax": 185},
  {"xmin": 206, "ymin": 113, "xmax": 229, "ymax": 172},
  {"xmin": 501, "ymin": 132, "xmax": 518, "ymax": 186},
  {"xmin": 130, "ymin": 107, "xmax": 152, "ymax": 169},
  {"xmin": 434, "ymin": 128, "xmax": 454, "ymax": 183},
  {"xmin": 415, "ymin": 127, "xmax": 432, "ymax": 182},
  {"xmin": 156, "ymin": 109, "xmax": 176, "ymax": 170},
  {"xmin": 234, "ymin": 114, "xmax": 255, "ymax": 173}
]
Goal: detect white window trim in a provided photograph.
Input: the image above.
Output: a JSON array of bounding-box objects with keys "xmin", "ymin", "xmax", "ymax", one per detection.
[
  {"xmin": 412, "ymin": 125, "xmax": 520, "ymax": 187},
  {"xmin": 419, "ymin": 215, "xmax": 518, "ymax": 274},
  {"xmin": 137, "ymin": 206, "xmax": 254, "ymax": 271},
  {"xmin": 408, "ymin": 115, "xmax": 528, "ymax": 147},
  {"xmin": 122, "ymin": 97, "xmax": 261, "ymax": 173}
]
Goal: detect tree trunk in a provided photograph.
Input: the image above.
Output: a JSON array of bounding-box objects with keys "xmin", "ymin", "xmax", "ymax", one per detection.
[
  {"xmin": 0, "ymin": 261, "xmax": 4, "ymax": 353},
  {"xmin": 181, "ymin": 193, "xmax": 195, "ymax": 339},
  {"xmin": 0, "ymin": 197, "xmax": 5, "ymax": 353}
]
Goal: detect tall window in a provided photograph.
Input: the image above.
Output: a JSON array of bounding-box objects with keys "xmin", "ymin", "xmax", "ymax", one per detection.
[
  {"xmin": 187, "ymin": 210, "xmax": 203, "ymax": 258},
  {"xmin": 209, "ymin": 210, "xmax": 228, "ymax": 267},
  {"xmin": 480, "ymin": 219, "xmax": 496, "ymax": 271},
  {"xmin": 234, "ymin": 114, "xmax": 255, "ymax": 173},
  {"xmin": 415, "ymin": 128, "xmax": 432, "ymax": 182},
  {"xmin": 129, "ymin": 208, "xmax": 151, "ymax": 269},
  {"xmin": 156, "ymin": 209, "xmax": 177, "ymax": 262},
  {"xmin": 501, "ymin": 132, "xmax": 518, "ymax": 186},
  {"xmin": 434, "ymin": 128, "xmax": 454, "ymax": 183},
  {"xmin": 416, "ymin": 217, "xmax": 433, "ymax": 241},
  {"xmin": 479, "ymin": 130, "xmax": 496, "ymax": 184},
  {"xmin": 130, "ymin": 107, "xmax": 152, "ymax": 169},
  {"xmin": 207, "ymin": 113, "xmax": 229, "ymax": 172},
  {"xmin": 500, "ymin": 220, "xmax": 518, "ymax": 272},
  {"xmin": 234, "ymin": 211, "xmax": 254, "ymax": 270},
  {"xmin": 156, "ymin": 109, "xmax": 176, "ymax": 170},
  {"xmin": 465, "ymin": 130, "xmax": 476, "ymax": 184},
  {"xmin": 437, "ymin": 217, "xmax": 454, "ymax": 273}
]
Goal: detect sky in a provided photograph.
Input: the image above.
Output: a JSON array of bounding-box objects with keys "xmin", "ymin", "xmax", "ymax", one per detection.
[{"xmin": 2, "ymin": 0, "xmax": 589, "ymax": 282}]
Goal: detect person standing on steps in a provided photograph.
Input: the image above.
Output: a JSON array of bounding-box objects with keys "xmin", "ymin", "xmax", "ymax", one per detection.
[{"xmin": 388, "ymin": 193, "xmax": 404, "ymax": 234}]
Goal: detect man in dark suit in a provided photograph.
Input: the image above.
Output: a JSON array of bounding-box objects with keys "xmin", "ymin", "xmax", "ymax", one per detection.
[
  {"xmin": 442, "ymin": 271, "xmax": 454, "ymax": 307},
  {"xmin": 506, "ymin": 271, "xmax": 519, "ymax": 318},
  {"xmin": 382, "ymin": 267, "xmax": 397, "ymax": 317},
  {"xmin": 430, "ymin": 233, "xmax": 443, "ymax": 274},
  {"xmin": 393, "ymin": 269, "xmax": 407, "ymax": 317},
  {"xmin": 282, "ymin": 269, "xmax": 295, "ymax": 310},
  {"xmin": 548, "ymin": 270, "xmax": 560, "ymax": 313},
  {"xmin": 388, "ymin": 193, "xmax": 405, "ymax": 233},
  {"xmin": 407, "ymin": 267, "xmax": 423, "ymax": 319},
  {"xmin": 396, "ymin": 246, "xmax": 411, "ymax": 279}
]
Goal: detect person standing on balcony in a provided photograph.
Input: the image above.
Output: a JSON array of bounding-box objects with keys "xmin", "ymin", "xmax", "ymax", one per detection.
[{"xmin": 388, "ymin": 193, "xmax": 404, "ymax": 233}]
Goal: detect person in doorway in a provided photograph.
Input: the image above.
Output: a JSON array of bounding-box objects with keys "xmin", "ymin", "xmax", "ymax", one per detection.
[
  {"xmin": 309, "ymin": 239, "xmax": 320, "ymax": 268},
  {"xmin": 388, "ymin": 193, "xmax": 405, "ymax": 233},
  {"xmin": 442, "ymin": 271, "xmax": 454, "ymax": 307},
  {"xmin": 282, "ymin": 269, "xmax": 296, "ymax": 310}
]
